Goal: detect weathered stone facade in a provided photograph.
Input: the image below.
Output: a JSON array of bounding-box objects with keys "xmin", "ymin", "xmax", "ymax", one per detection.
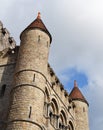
[{"xmin": 0, "ymin": 14, "xmax": 89, "ymax": 130}]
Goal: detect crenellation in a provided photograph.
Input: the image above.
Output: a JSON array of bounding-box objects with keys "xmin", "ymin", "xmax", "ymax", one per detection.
[
  {"xmin": 48, "ymin": 66, "xmax": 70, "ymax": 106},
  {"xmin": 2, "ymin": 28, "xmax": 10, "ymax": 36},
  {"xmin": 8, "ymin": 37, "xmax": 16, "ymax": 50}
]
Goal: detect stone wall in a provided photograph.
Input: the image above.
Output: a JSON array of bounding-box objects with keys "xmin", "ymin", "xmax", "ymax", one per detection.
[
  {"xmin": 0, "ymin": 48, "xmax": 18, "ymax": 130},
  {"xmin": 0, "ymin": 21, "xmax": 18, "ymax": 130},
  {"xmin": 73, "ymin": 101, "xmax": 89, "ymax": 130}
]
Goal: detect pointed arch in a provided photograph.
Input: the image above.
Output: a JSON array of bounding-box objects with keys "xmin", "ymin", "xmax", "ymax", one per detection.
[
  {"xmin": 44, "ymin": 87, "xmax": 50, "ymax": 102},
  {"xmin": 60, "ymin": 110, "xmax": 67, "ymax": 125},
  {"xmin": 51, "ymin": 98, "xmax": 59, "ymax": 114},
  {"xmin": 69, "ymin": 121, "xmax": 74, "ymax": 130},
  {"xmin": 50, "ymin": 94, "xmax": 60, "ymax": 109},
  {"xmin": 60, "ymin": 106, "xmax": 68, "ymax": 120},
  {"xmin": 44, "ymin": 87, "xmax": 51, "ymax": 117},
  {"xmin": 49, "ymin": 97, "xmax": 59, "ymax": 129},
  {"xmin": 59, "ymin": 109, "xmax": 67, "ymax": 130}
]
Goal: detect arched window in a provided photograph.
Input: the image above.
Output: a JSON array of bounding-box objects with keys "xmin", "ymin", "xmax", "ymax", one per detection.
[
  {"xmin": 69, "ymin": 121, "xmax": 74, "ymax": 130},
  {"xmin": 45, "ymin": 88, "xmax": 50, "ymax": 103},
  {"xmin": 0, "ymin": 84, "xmax": 6, "ymax": 97},
  {"xmin": 44, "ymin": 88, "xmax": 50, "ymax": 116},
  {"xmin": 59, "ymin": 110, "xmax": 67, "ymax": 130},
  {"xmin": 49, "ymin": 98, "xmax": 59, "ymax": 128},
  {"xmin": 59, "ymin": 114, "xmax": 64, "ymax": 129}
]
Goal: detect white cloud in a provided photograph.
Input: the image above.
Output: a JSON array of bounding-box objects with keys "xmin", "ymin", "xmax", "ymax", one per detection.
[{"xmin": 0, "ymin": 0, "xmax": 103, "ymax": 130}]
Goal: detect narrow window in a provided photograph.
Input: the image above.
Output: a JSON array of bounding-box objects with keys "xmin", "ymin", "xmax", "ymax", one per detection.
[
  {"xmin": 0, "ymin": 84, "xmax": 6, "ymax": 97},
  {"xmin": 38, "ymin": 35, "xmax": 40, "ymax": 42},
  {"xmin": 47, "ymin": 41, "xmax": 49, "ymax": 47},
  {"xmin": 83, "ymin": 107, "xmax": 85, "ymax": 112},
  {"xmin": 59, "ymin": 122, "xmax": 62, "ymax": 129},
  {"xmin": 33, "ymin": 74, "xmax": 35, "ymax": 82},
  {"xmin": 29, "ymin": 106, "xmax": 32, "ymax": 118},
  {"xmin": 49, "ymin": 111, "xmax": 53, "ymax": 122},
  {"xmin": 49, "ymin": 111, "xmax": 52, "ymax": 118}
]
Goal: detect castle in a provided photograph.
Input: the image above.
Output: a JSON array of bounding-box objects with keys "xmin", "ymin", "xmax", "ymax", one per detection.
[{"xmin": 0, "ymin": 13, "xmax": 89, "ymax": 130}]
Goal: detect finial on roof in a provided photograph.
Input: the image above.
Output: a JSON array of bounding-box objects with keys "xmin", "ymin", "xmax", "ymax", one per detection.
[
  {"xmin": 74, "ymin": 80, "xmax": 78, "ymax": 87},
  {"xmin": 37, "ymin": 12, "xmax": 41, "ymax": 19}
]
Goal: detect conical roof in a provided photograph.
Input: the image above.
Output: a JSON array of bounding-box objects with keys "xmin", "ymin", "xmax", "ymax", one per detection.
[
  {"xmin": 69, "ymin": 80, "xmax": 89, "ymax": 105},
  {"xmin": 20, "ymin": 12, "xmax": 52, "ymax": 43}
]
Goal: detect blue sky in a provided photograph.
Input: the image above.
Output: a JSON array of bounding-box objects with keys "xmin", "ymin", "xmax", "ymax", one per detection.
[
  {"xmin": 0, "ymin": 0, "xmax": 103, "ymax": 130},
  {"xmin": 57, "ymin": 67, "xmax": 88, "ymax": 91}
]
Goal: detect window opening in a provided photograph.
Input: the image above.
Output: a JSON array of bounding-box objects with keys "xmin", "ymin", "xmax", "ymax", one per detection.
[
  {"xmin": 29, "ymin": 106, "xmax": 32, "ymax": 118},
  {"xmin": 47, "ymin": 41, "xmax": 49, "ymax": 47},
  {"xmin": 83, "ymin": 107, "xmax": 85, "ymax": 112},
  {"xmin": 33, "ymin": 74, "xmax": 35, "ymax": 82},
  {"xmin": 0, "ymin": 84, "xmax": 6, "ymax": 97},
  {"xmin": 38, "ymin": 35, "xmax": 40, "ymax": 42}
]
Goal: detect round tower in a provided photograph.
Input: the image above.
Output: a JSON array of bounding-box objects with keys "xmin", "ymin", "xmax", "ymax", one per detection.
[
  {"xmin": 6, "ymin": 13, "xmax": 52, "ymax": 130},
  {"xmin": 69, "ymin": 80, "xmax": 89, "ymax": 130}
]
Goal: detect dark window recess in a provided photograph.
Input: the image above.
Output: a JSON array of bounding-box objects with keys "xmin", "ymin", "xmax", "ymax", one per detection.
[
  {"xmin": 47, "ymin": 41, "xmax": 49, "ymax": 47},
  {"xmin": 8, "ymin": 37, "xmax": 13, "ymax": 44},
  {"xmin": 59, "ymin": 123, "xmax": 62, "ymax": 129},
  {"xmin": 38, "ymin": 35, "xmax": 40, "ymax": 42},
  {"xmin": 29, "ymin": 106, "xmax": 32, "ymax": 118},
  {"xmin": 2, "ymin": 28, "xmax": 6, "ymax": 35},
  {"xmin": 83, "ymin": 107, "xmax": 85, "ymax": 112},
  {"xmin": 0, "ymin": 84, "xmax": 6, "ymax": 97},
  {"xmin": 33, "ymin": 74, "xmax": 35, "ymax": 82},
  {"xmin": 49, "ymin": 111, "xmax": 52, "ymax": 121}
]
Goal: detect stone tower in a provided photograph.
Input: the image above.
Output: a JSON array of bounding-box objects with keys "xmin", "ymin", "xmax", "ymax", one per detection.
[
  {"xmin": 69, "ymin": 80, "xmax": 89, "ymax": 130},
  {"xmin": 6, "ymin": 13, "xmax": 52, "ymax": 130}
]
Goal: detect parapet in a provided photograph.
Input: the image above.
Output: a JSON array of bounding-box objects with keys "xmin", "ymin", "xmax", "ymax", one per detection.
[{"xmin": 48, "ymin": 64, "xmax": 70, "ymax": 105}]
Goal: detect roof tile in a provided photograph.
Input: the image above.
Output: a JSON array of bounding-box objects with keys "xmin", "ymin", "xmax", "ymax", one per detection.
[{"xmin": 22, "ymin": 12, "xmax": 52, "ymax": 43}]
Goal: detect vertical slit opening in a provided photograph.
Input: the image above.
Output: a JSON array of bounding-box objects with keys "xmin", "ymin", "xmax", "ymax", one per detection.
[
  {"xmin": 0, "ymin": 84, "xmax": 6, "ymax": 97},
  {"xmin": 29, "ymin": 106, "xmax": 32, "ymax": 118},
  {"xmin": 38, "ymin": 35, "xmax": 40, "ymax": 42},
  {"xmin": 33, "ymin": 74, "xmax": 35, "ymax": 82}
]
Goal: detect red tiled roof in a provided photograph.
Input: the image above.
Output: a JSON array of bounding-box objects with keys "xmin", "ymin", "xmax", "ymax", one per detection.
[
  {"xmin": 69, "ymin": 80, "xmax": 89, "ymax": 105},
  {"xmin": 21, "ymin": 12, "xmax": 52, "ymax": 43}
]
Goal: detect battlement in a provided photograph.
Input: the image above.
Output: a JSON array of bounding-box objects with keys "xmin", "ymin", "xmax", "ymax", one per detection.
[
  {"xmin": 0, "ymin": 21, "xmax": 16, "ymax": 54},
  {"xmin": 48, "ymin": 64, "xmax": 71, "ymax": 107}
]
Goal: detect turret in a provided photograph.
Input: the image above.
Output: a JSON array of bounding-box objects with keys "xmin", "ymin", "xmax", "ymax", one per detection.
[
  {"xmin": 18, "ymin": 12, "xmax": 52, "ymax": 74},
  {"xmin": 6, "ymin": 13, "xmax": 52, "ymax": 130},
  {"xmin": 69, "ymin": 80, "xmax": 89, "ymax": 130}
]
